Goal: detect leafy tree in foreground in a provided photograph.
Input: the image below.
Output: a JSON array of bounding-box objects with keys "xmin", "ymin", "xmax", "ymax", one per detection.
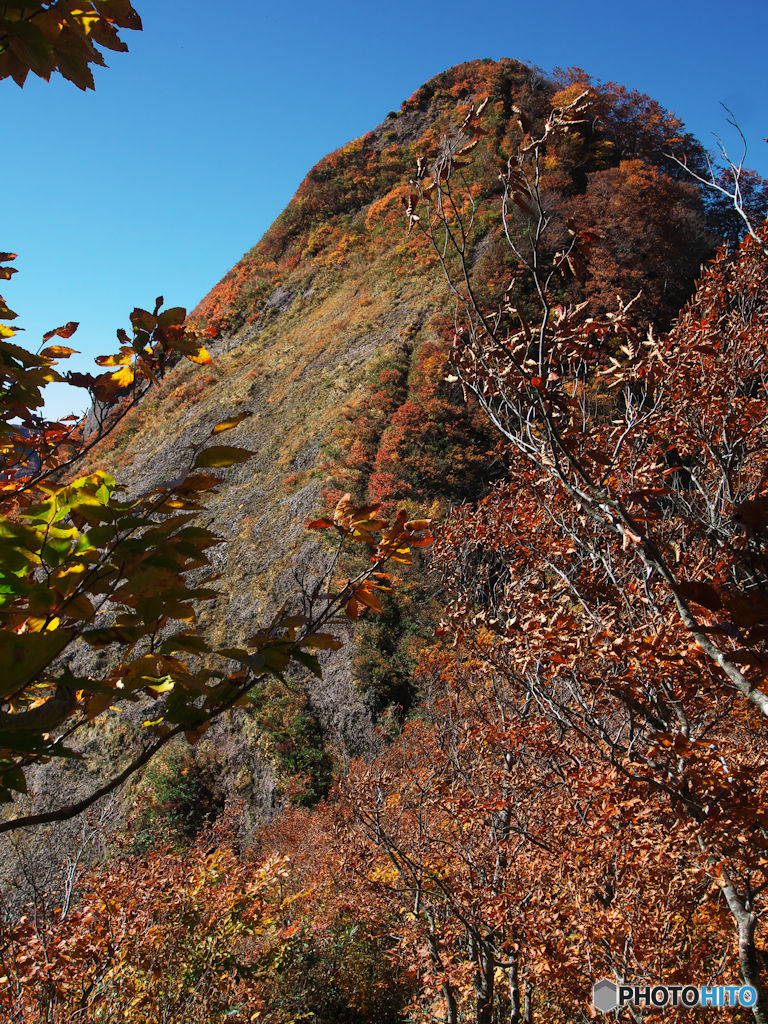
[{"xmin": 0, "ymin": 0, "xmax": 142, "ymax": 90}]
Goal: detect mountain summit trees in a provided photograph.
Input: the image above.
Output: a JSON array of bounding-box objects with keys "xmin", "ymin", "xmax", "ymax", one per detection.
[{"xmin": 348, "ymin": 81, "xmax": 768, "ymax": 1022}]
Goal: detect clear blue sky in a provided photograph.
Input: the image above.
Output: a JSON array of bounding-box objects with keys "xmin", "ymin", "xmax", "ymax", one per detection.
[{"xmin": 4, "ymin": 0, "xmax": 767, "ymax": 420}]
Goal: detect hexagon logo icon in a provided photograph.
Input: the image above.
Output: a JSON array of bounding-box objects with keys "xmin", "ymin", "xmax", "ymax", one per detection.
[{"xmin": 593, "ymin": 979, "xmax": 618, "ymax": 1012}]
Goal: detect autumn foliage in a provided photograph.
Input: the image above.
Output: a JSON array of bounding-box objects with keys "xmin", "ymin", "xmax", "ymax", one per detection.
[
  {"xmin": 7, "ymin": 46, "xmax": 768, "ymax": 1024},
  {"xmin": 191, "ymin": 58, "xmax": 756, "ymax": 338},
  {"xmin": 359, "ymin": 89, "xmax": 768, "ymax": 1021},
  {"xmin": 0, "ymin": 1, "xmax": 142, "ymax": 91}
]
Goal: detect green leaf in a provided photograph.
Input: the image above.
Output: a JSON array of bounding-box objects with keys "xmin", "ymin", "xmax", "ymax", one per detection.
[
  {"xmin": 162, "ymin": 689, "xmax": 208, "ymax": 726},
  {"xmin": 15, "ymin": 497, "xmax": 57, "ymax": 524},
  {"xmin": 176, "ymin": 525, "xmax": 219, "ymax": 542},
  {"xmin": 263, "ymin": 645, "xmax": 291, "ymax": 673},
  {"xmin": 147, "ymin": 675, "xmax": 175, "ymax": 694},
  {"xmin": 156, "ymin": 306, "xmax": 186, "ymax": 328},
  {"xmin": 193, "ymin": 445, "xmax": 254, "ymax": 469},
  {"xmin": 0, "ymin": 631, "xmax": 73, "ymax": 699},
  {"xmin": 217, "ymin": 648, "xmax": 266, "ymax": 673},
  {"xmin": 1, "ymin": 766, "xmax": 27, "ymax": 794},
  {"xmin": 292, "ymin": 649, "xmax": 322, "ymax": 678},
  {"xmin": 40, "ymin": 531, "xmax": 78, "ymax": 567},
  {"xmin": 217, "ymin": 647, "xmax": 249, "ymax": 661},
  {"xmin": 2, "ymin": 19, "xmax": 56, "ymax": 80}
]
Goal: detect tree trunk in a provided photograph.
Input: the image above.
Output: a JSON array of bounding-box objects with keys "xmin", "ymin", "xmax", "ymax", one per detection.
[
  {"xmin": 428, "ymin": 922, "xmax": 458, "ymax": 1024},
  {"xmin": 469, "ymin": 930, "xmax": 495, "ymax": 1024},
  {"xmin": 509, "ymin": 959, "xmax": 521, "ymax": 1024},
  {"xmin": 443, "ymin": 981, "xmax": 459, "ymax": 1024},
  {"xmin": 720, "ymin": 879, "xmax": 768, "ymax": 1024},
  {"xmin": 524, "ymin": 981, "xmax": 534, "ymax": 1024}
]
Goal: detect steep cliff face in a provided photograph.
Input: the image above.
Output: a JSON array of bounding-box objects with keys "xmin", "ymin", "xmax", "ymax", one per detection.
[
  {"xmin": 77, "ymin": 214, "xmax": 449, "ymax": 758},
  {"xmin": 72, "ymin": 64, "xmax": 511, "ymax": 769},
  {"xmin": 19, "ymin": 58, "xmax": 725, "ymax": 850}
]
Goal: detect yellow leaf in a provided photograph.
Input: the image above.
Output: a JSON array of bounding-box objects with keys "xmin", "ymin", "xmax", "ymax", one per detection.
[
  {"xmin": 111, "ymin": 364, "xmax": 134, "ymax": 388},
  {"xmin": 63, "ymin": 594, "xmax": 95, "ymax": 621},
  {"xmin": 405, "ymin": 519, "xmax": 432, "ymax": 532},
  {"xmin": 187, "ymin": 345, "xmax": 212, "ymax": 365},
  {"xmin": 301, "ymin": 632, "xmax": 344, "ymax": 651},
  {"xmin": 40, "ymin": 345, "xmax": 79, "ymax": 359},
  {"xmin": 134, "ymin": 356, "xmax": 160, "ymax": 385},
  {"xmin": 86, "ymin": 693, "xmax": 118, "ymax": 721},
  {"xmin": 353, "ymin": 587, "xmax": 383, "ymax": 613},
  {"xmin": 212, "ymin": 412, "xmax": 253, "ymax": 434},
  {"xmin": 185, "ymin": 721, "xmax": 211, "ymax": 745},
  {"xmin": 95, "ymin": 351, "xmax": 132, "ymax": 367},
  {"xmin": 193, "ymin": 445, "xmax": 254, "ymax": 469}
]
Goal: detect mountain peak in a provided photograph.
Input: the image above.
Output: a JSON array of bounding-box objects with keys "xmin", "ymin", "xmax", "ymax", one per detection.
[{"xmin": 191, "ymin": 56, "xmax": 713, "ymax": 336}]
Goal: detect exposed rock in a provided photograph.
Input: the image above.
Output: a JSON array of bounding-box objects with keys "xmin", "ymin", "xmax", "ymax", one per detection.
[{"xmin": 265, "ymin": 286, "xmax": 295, "ymax": 313}]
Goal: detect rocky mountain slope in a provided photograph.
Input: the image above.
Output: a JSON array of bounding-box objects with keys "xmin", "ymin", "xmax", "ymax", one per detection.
[
  {"xmin": 15, "ymin": 56, "xmax": 752, "ymax": 848},
  {"xmin": 7, "ymin": 51, "xmax": 768, "ymax": 1024}
]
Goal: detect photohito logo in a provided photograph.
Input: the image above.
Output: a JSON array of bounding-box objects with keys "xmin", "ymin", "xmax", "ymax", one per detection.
[{"xmin": 592, "ymin": 979, "xmax": 758, "ymax": 1012}]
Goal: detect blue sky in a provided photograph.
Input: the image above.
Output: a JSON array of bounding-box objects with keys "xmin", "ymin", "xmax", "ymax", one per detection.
[{"xmin": 4, "ymin": 0, "xmax": 767, "ymax": 420}]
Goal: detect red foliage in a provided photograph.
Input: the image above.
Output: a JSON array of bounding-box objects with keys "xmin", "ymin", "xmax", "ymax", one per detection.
[
  {"xmin": 323, "ymin": 334, "xmax": 497, "ymax": 512},
  {"xmin": 368, "ymin": 340, "xmax": 493, "ymax": 506},
  {"xmin": 575, "ymin": 158, "xmax": 711, "ymax": 322}
]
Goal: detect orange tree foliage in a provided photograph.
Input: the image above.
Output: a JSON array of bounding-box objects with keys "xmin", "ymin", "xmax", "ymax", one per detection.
[
  {"xmin": 342, "ymin": 89, "xmax": 768, "ymax": 1022},
  {"xmin": 339, "ymin": 642, "xmax": 760, "ymax": 1023},
  {"xmin": 572, "ymin": 158, "xmax": 711, "ymax": 322},
  {"xmin": 316, "ymin": 330, "xmax": 497, "ymax": 712},
  {"xmin": 9, "ymin": 51, "xmax": 768, "ymax": 1024},
  {"xmin": 1, "ymin": 837, "xmax": 297, "ymax": 1021},
  {"xmin": 553, "ymin": 67, "xmax": 768, "ymax": 256},
  {"xmin": 0, "ymin": 797, "xmax": 416, "ymax": 1022},
  {"xmin": 181, "ymin": 78, "xmax": 767, "ymax": 1024},
  {"xmin": 366, "ymin": 339, "xmax": 495, "ymax": 508},
  {"xmin": 323, "ymin": 333, "xmax": 498, "ymax": 513}
]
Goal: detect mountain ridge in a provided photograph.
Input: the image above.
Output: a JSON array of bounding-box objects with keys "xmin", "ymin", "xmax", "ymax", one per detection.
[
  {"xmin": 28, "ymin": 55, "xmax": 766, "ymax": 836},
  {"xmin": 6, "ymin": 55, "xmax": 768, "ymax": 1021}
]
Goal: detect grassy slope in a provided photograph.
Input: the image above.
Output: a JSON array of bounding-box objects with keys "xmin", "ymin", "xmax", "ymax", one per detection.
[{"xmin": 72, "ymin": 54, "xmax": 717, "ymax": 812}]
